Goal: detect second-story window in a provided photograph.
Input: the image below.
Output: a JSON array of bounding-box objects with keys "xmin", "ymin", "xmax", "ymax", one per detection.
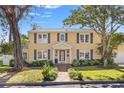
[
  {"xmin": 38, "ymin": 33, "xmax": 48, "ymax": 43},
  {"xmin": 60, "ymin": 33, "xmax": 65, "ymax": 42},
  {"xmin": 79, "ymin": 34, "xmax": 90, "ymax": 43}
]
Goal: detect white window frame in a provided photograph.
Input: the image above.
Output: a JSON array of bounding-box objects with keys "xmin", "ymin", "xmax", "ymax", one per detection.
[
  {"xmin": 79, "ymin": 50, "xmax": 91, "ymax": 60},
  {"xmin": 79, "ymin": 33, "xmax": 90, "ymax": 43},
  {"xmin": 59, "ymin": 33, "xmax": 65, "ymax": 42},
  {"xmin": 37, "ymin": 50, "xmax": 47, "ymax": 60},
  {"xmin": 37, "ymin": 33, "xmax": 48, "ymax": 43}
]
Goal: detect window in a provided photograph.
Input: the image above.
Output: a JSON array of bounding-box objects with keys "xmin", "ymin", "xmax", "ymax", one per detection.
[
  {"xmin": 85, "ymin": 52, "xmax": 90, "ymax": 59},
  {"xmin": 79, "ymin": 34, "xmax": 90, "ymax": 43},
  {"xmin": 60, "ymin": 33, "xmax": 65, "ymax": 42},
  {"xmin": 38, "ymin": 33, "xmax": 48, "ymax": 43},
  {"xmin": 37, "ymin": 50, "xmax": 47, "ymax": 60},
  {"xmin": 23, "ymin": 52, "xmax": 27, "ymax": 60},
  {"xmin": 42, "ymin": 50, "xmax": 47, "ymax": 59},
  {"xmin": 38, "ymin": 51, "xmax": 42, "ymax": 59},
  {"xmin": 79, "ymin": 50, "xmax": 90, "ymax": 60},
  {"xmin": 80, "ymin": 34, "xmax": 84, "ymax": 43},
  {"xmin": 85, "ymin": 34, "xmax": 89, "ymax": 42}
]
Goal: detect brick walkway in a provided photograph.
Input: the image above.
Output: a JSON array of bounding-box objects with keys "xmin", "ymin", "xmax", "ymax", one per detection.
[{"xmin": 55, "ymin": 72, "xmax": 71, "ymax": 82}]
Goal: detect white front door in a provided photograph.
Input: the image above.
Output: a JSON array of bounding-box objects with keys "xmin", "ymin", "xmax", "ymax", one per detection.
[{"xmin": 59, "ymin": 50, "xmax": 66, "ymax": 64}]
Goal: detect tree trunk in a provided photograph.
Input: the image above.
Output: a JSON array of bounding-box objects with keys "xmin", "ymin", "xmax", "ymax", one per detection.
[
  {"xmin": 101, "ymin": 32, "xmax": 108, "ymax": 68},
  {"xmin": 9, "ymin": 10, "xmax": 24, "ymax": 71},
  {"xmin": 11, "ymin": 22, "xmax": 24, "ymax": 71}
]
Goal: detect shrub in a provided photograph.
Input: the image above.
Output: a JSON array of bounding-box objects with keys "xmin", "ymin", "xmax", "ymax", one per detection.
[
  {"xmin": 42, "ymin": 65, "xmax": 58, "ymax": 81},
  {"xmin": 72, "ymin": 59, "xmax": 80, "ymax": 67},
  {"xmin": 9, "ymin": 59, "xmax": 15, "ymax": 67},
  {"xmin": 28, "ymin": 60, "xmax": 54, "ymax": 67},
  {"xmin": 68, "ymin": 68, "xmax": 82, "ymax": 80}
]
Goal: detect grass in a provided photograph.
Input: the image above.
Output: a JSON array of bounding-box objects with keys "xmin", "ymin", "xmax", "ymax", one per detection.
[
  {"xmin": 0, "ymin": 66, "xmax": 12, "ymax": 72},
  {"xmin": 74, "ymin": 66, "xmax": 124, "ymax": 80},
  {"xmin": 7, "ymin": 69, "xmax": 43, "ymax": 83}
]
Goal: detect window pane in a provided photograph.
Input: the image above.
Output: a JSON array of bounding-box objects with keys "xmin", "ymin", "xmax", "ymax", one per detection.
[
  {"xmin": 60, "ymin": 34, "xmax": 65, "ymax": 41},
  {"xmin": 43, "ymin": 34, "xmax": 47, "ymax": 39},
  {"xmin": 43, "ymin": 51, "xmax": 47, "ymax": 59},
  {"xmin": 23, "ymin": 53, "xmax": 27, "ymax": 59},
  {"xmin": 80, "ymin": 52, "xmax": 85, "ymax": 59},
  {"xmin": 85, "ymin": 52, "xmax": 90, "ymax": 59},
  {"xmin": 38, "ymin": 35, "xmax": 42, "ymax": 39},
  {"xmin": 80, "ymin": 35, "xmax": 84, "ymax": 42},
  {"xmin": 38, "ymin": 51, "xmax": 42, "ymax": 59},
  {"xmin": 85, "ymin": 35, "xmax": 89, "ymax": 42}
]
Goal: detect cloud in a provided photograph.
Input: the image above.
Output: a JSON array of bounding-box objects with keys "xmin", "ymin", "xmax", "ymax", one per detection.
[
  {"xmin": 36, "ymin": 5, "xmax": 62, "ymax": 9},
  {"xmin": 28, "ymin": 12, "xmax": 40, "ymax": 16}
]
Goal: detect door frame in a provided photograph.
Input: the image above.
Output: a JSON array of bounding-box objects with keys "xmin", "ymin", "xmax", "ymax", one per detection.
[{"xmin": 58, "ymin": 50, "xmax": 66, "ymax": 64}]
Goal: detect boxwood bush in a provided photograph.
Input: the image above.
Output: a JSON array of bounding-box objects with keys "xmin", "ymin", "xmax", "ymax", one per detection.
[
  {"xmin": 0, "ymin": 60, "xmax": 3, "ymax": 66},
  {"xmin": 42, "ymin": 65, "xmax": 58, "ymax": 81},
  {"xmin": 68, "ymin": 68, "xmax": 82, "ymax": 80}
]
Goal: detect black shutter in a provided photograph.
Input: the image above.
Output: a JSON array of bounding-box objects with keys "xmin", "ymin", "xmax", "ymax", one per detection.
[
  {"xmin": 57, "ymin": 33, "xmax": 59, "ymax": 42},
  {"xmin": 48, "ymin": 49, "xmax": 50, "ymax": 60},
  {"xmin": 90, "ymin": 33, "xmax": 93, "ymax": 43},
  {"xmin": 65, "ymin": 33, "xmax": 68, "ymax": 42},
  {"xmin": 77, "ymin": 49, "xmax": 79, "ymax": 60},
  {"xmin": 34, "ymin": 49, "xmax": 37, "ymax": 60},
  {"xmin": 90, "ymin": 49, "xmax": 93, "ymax": 60},
  {"xmin": 77, "ymin": 33, "xmax": 79, "ymax": 43},
  {"xmin": 34, "ymin": 33, "xmax": 37, "ymax": 43},
  {"xmin": 48, "ymin": 33, "xmax": 50, "ymax": 43}
]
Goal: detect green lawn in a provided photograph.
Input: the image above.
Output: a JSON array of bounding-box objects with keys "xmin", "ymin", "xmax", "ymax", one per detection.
[
  {"xmin": 0, "ymin": 66, "xmax": 12, "ymax": 72},
  {"xmin": 7, "ymin": 69, "xmax": 43, "ymax": 83},
  {"xmin": 74, "ymin": 66, "xmax": 124, "ymax": 80}
]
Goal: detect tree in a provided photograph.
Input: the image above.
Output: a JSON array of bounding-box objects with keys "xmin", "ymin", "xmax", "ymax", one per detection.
[
  {"xmin": 0, "ymin": 42, "xmax": 13, "ymax": 55},
  {"xmin": 98, "ymin": 33, "xmax": 124, "ymax": 63},
  {"xmin": 0, "ymin": 6, "xmax": 31, "ymax": 71},
  {"xmin": 21, "ymin": 34, "xmax": 29, "ymax": 50},
  {"xmin": 63, "ymin": 5, "xmax": 124, "ymax": 67}
]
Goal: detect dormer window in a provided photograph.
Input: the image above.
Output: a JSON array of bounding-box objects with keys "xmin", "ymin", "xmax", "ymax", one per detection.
[{"xmin": 60, "ymin": 33, "xmax": 65, "ymax": 42}]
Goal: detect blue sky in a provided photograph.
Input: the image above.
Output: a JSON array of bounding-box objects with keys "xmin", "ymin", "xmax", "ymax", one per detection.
[{"xmin": 19, "ymin": 5, "xmax": 124, "ymax": 35}]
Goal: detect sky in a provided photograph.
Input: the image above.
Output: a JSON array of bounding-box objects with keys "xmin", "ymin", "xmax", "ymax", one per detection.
[
  {"xmin": 19, "ymin": 5, "xmax": 80, "ymax": 35},
  {"xmin": 13, "ymin": 5, "xmax": 124, "ymax": 35}
]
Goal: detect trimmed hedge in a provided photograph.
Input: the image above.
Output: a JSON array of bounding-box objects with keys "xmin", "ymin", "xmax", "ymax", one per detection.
[
  {"xmin": 71, "ymin": 59, "xmax": 103, "ymax": 67},
  {"xmin": 9, "ymin": 59, "xmax": 15, "ymax": 67},
  {"xmin": 0, "ymin": 60, "xmax": 3, "ymax": 66},
  {"xmin": 42, "ymin": 65, "xmax": 58, "ymax": 81}
]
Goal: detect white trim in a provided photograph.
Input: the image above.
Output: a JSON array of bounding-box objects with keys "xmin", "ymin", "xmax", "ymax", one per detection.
[
  {"xmin": 52, "ymin": 42, "xmax": 72, "ymax": 49},
  {"xmin": 79, "ymin": 33, "xmax": 90, "ymax": 43},
  {"xmin": 79, "ymin": 49, "xmax": 91, "ymax": 60},
  {"xmin": 37, "ymin": 50, "xmax": 47, "ymax": 60},
  {"xmin": 37, "ymin": 33, "xmax": 48, "ymax": 44},
  {"xmin": 59, "ymin": 33, "xmax": 66, "ymax": 42}
]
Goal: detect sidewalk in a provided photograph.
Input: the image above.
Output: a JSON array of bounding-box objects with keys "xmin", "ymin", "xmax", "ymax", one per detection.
[{"xmin": 55, "ymin": 72, "xmax": 71, "ymax": 82}]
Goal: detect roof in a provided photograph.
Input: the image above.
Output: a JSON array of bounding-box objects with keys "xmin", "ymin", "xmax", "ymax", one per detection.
[{"xmin": 28, "ymin": 28, "xmax": 94, "ymax": 33}]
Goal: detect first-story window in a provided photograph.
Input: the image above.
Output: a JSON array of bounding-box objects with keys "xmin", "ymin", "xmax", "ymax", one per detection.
[
  {"xmin": 42, "ymin": 50, "xmax": 47, "ymax": 59},
  {"xmin": 79, "ymin": 50, "xmax": 90, "ymax": 60},
  {"xmin": 37, "ymin": 50, "xmax": 47, "ymax": 60}
]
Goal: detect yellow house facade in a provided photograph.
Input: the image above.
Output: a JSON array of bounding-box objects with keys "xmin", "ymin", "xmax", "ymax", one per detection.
[{"xmin": 25, "ymin": 28, "xmax": 102, "ymax": 64}]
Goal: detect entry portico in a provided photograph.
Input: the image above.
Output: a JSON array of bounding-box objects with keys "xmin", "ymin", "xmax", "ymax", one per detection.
[{"xmin": 52, "ymin": 43, "xmax": 72, "ymax": 64}]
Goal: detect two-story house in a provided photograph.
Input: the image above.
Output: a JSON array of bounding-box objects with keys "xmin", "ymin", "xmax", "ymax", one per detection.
[
  {"xmin": 25, "ymin": 28, "xmax": 101, "ymax": 64},
  {"xmin": 23, "ymin": 28, "xmax": 124, "ymax": 64}
]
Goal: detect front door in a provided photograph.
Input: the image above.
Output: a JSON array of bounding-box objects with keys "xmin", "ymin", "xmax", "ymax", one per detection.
[{"xmin": 59, "ymin": 50, "xmax": 65, "ymax": 64}]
